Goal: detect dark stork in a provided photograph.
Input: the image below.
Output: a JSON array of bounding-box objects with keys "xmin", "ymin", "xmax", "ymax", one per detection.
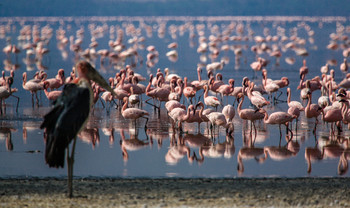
[{"xmin": 40, "ymin": 60, "xmax": 115, "ymax": 198}]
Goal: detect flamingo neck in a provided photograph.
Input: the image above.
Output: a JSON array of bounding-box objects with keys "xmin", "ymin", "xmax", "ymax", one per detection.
[
  {"xmin": 287, "ymin": 89, "xmax": 291, "ymax": 104},
  {"xmin": 122, "ymin": 99, "xmax": 128, "ymax": 113},
  {"xmin": 197, "ymin": 70, "xmax": 202, "ymax": 82}
]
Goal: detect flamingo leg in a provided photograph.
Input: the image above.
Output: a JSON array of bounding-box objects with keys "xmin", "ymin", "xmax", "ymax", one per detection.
[
  {"xmin": 10, "ymin": 95, "xmax": 20, "ymax": 113},
  {"xmin": 143, "ymin": 116, "xmax": 149, "ymax": 130}
]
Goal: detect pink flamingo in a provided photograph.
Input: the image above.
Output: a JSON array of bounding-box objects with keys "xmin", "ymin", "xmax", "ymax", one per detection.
[
  {"xmin": 237, "ymin": 93, "xmax": 264, "ymax": 134},
  {"xmin": 43, "ymin": 81, "xmax": 62, "ymax": 102},
  {"xmin": 206, "ymin": 111, "xmax": 233, "ymax": 136},
  {"xmin": 321, "ymin": 105, "xmax": 343, "ymax": 135},
  {"xmin": 247, "ymin": 81, "xmax": 269, "ymax": 109},
  {"xmin": 299, "ymin": 59, "xmax": 309, "ymax": 86},
  {"xmin": 305, "ymin": 91, "xmax": 323, "ymax": 133},
  {"xmin": 41, "ymin": 69, "xmax": 65, "ymax": 90},
  {"xmin": 0, "ymin": 77, "xmax": 19, "ymax": 114},
  {"xmin": 168, "ymin": 105, "xmax": 194, "ymax": 133},
  {"xmin": 22, "ymin": 72, "xmax": 44, "ymax": 106},
  {"xmin": 209, "ymin": 73, "xmax": 224, "ymax": 93},
  {"xmin": 146, "ymin": 74, "xmax": 170, "ymax": 111},
  {"xmin": 183, "ymin": 77, "xmax": 196, "ymax": 104},
  {"xmin": 165, "ymin": 100, "xmax": 186, "ymax": 112},
  {"xmin": 216, "ymin": 79, "xmax": 235, "ymax": 104},
  {"xmin": 222, "ymin": 104, "xmax": 235, "ymax": 124},
  {"xmin": 203, "ymin": 85, "xmax": 221, "ymax": 110},
  {"xmin": 168, "ymin": 79, "xmax": 182, "ymax": 101},
  {"xmin": 260, "ymin": 108, "xmax": 296, "ymax": 139},
  {"xmin": 191, "ymin": 67, "xmax": 207, "ymax": 91},
  {"xmin": 195, "ymin": 101, "xmax": 215, "ymax": 130},
  {"xmin": 340, "ymin": 58, "xmax": 348, "ymax": 73},
  {"xmin": 286, "ymin": 88, "xmax": 304, "ymax": 111},
  {"xmin": 121, "ymin": 97, "xmax": 149, "ymax": 130}
]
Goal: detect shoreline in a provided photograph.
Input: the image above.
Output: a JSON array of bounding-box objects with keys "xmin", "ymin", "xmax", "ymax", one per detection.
[{"xmin": 1, "ymin": 177, "xmax": 349, "ymax": 207}]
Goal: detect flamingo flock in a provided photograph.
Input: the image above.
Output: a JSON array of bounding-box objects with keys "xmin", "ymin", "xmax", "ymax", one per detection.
[{"xmin": 1, "ymin": 16, "xmax": 350, "ymax": 183}]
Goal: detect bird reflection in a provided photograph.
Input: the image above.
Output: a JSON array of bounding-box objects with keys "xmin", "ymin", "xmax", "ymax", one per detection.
[
  {"xmin": 305, "ymin": 141, "xmax": 322, "ymax": 174},
  {"xmin": 165, "ymin": 133, "xmax": 195, "ymax": 165},
  {"xmin": 194, "ymin": 134, "xmax": 235, "ymax": 164},
  {"xmin": 338, "ymin": 139, "xmax": 350, "ymax": 175},
  {"xmin": 0, "ymin": 126, "xmax": 16, "ymax": 151},
  {"xmin": 78, "ymin": 127, "xmax": 100, "ymax": 148},
  {"xmin": 237, "ymin": 132, "xmax": 264, "ymax": 175},
  {"xmin": 183, "ymin": 133, "xmax": 211, "ymax": 149},
  {"xmin": 119, "ymin": 129, "xmax": 149, "ymax": 162},
  {"xmin": 258, "ymin": 136, "xmax": 298, "ymax": 163},
  {"xmin": 101, "ymin": 127, "xmax": 114, "ymax": 145}
]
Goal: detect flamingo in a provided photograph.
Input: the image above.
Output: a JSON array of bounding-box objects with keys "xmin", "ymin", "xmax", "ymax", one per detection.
[
  {"xmin": 206, "ymin": 111, "xmax": 232, "ymax": 136},
  {"xmin": 320, "ymin": 63, "xmax": 329, "ymax": 74},
  {"xmin": 43, "ymin": 81, "xmax": 62, "ymax": 102},
  {"xmin": 321, "ymin": 105, "xmax": 343, "ymax": 135},
  {"xmin": 222, "ymin": 104, "xmax": 235, "ymax": 124},
  {"xmin": 340, "ymin": 58, "xmax": 348, "ymax": 73},
  {"xmin": 247, "ymin": 81, "xmax": 269, "ymax": 109},
  {"xmin": 0, "ymin": 77, "xmax": 19, "ymax": 114},
  {"xmin": 305, "ymin": 91, "xmax": 323, "ymax": 134},
  {"xmin": 286, "ymin": 88, "xmax": 304, "ymax": 111},
  {"xmin": 183, "ymin": 77, "xmax": 196, "ymax": 104},
  {"xmin": 206, "ymin": 60, "xmax": 225, "ymax": 72},
  {"xmin": 41, "ymin": 69, "xmax": 65, "ymax": 90},
  {"xmin": 168, "ymin": 104, "xmax": 194, "ymax": 132},
  {"xmin": 191, "ymin": 67, "xmax": 207, "ymax": 91},
  {"xmin": 40, "ymin": 60, "xmax": 115, "ymax": 197},
  {"xmin": 203, "ymin": 85, "xmax": 221, "ymax": 110},
  {"xmin": 22, "ymin": 72, "xmax": 44, "ymax": 106},
  {"xmin": 209, "ymin": 73, "xmax": 224, "ymax": 93},
  {"xmin": 237, "ymin": 93, "xmax": 265, "ymax": 134},
  {"xmin": 299, "ymin": 59, "xmax": 309, "ymax": 86},
  {"xmin": 216, "ymin": 79, "xmax": 234, "ymax": 104},
  {"xmin": 195, "ymin": 101, "xmax": 215, "ymax": 130},
  {"xmin": 165, "ymin": 100, "xmax": 186, "ymax": 112},
  {"xmin": 121, "ymin": 97, "xmax": 149, "ymax": 130},
  {"xmin": 260, "ymin": 108, "xmax": 296, "ymax": 139}
]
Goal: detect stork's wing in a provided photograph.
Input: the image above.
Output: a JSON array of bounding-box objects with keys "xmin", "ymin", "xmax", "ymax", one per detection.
[{"xmin": 41, "ymin": 83, "xmax": 91, "ymax": 168}]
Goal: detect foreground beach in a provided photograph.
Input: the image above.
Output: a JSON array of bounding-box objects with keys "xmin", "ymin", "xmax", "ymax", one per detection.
[{"xmin": 1, "ymin": 177, "xmax": 349, "ymax": 207}]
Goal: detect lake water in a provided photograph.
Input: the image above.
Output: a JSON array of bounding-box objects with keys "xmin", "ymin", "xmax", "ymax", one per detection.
[{"xmin": 0, "ymin": 16, "xmax": 349, "ymax": 178}]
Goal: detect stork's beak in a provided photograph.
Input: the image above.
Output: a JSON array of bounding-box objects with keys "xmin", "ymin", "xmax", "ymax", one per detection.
[{"xmin": 85, "ymin": 64, "xmax": 116, "ymax": 96}]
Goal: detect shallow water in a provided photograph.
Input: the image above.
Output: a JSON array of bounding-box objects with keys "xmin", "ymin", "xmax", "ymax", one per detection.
[{"xmin": 0, "ymin": 16, "xmax": 349, "ymax": 178}]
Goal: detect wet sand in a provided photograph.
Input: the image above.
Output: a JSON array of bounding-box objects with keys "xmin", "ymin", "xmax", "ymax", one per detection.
[{"xmin": 1, "ymin": 177, "xmax": 349, "ymax": 207}]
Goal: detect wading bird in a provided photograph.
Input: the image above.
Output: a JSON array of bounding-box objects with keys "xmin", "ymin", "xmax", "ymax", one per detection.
[{"xmin": 40, "ymin": 61, "xmax": 115, "ymax": 198}]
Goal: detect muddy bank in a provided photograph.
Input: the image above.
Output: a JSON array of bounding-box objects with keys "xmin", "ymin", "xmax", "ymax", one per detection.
[{"xmin": 1, "ymin": 177, "xmax": 349, "ymax": 207}]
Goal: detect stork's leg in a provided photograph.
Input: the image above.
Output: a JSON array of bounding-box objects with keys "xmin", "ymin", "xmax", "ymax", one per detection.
[{"xmin": 67, "ymin": 137, "xmax": 77, "ymax": 198}]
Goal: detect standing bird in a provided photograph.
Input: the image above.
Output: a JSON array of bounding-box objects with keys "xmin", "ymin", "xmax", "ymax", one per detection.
[
  {"xmin": 260, "ymin": 108, "xmax": 296, "ymax": 139},
  {"xmin": 121, "ymin": 97, "xmax": 149, "ymax": 130},
  {"xmin": 40, "ymin": 61, "xmax": 115, "ymax": 198},
  {"xmin": 299, "ymin": 59, "xmax": 309, "ymax": 86},
  {"xmin": 305, "ymin": 91, "xmax": 322, "ymax": 134},
  {"xmin": 340, "ymin": 58, "xmax": 348, "ymax": 73},
  {"xmin": 203, "ymin": 85, "xmax": 221, "ymax": 110}
]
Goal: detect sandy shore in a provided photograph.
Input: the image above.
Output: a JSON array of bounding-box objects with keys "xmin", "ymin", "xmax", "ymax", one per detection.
[{"xmin": 1, "ymin": 177, "xmax": 349, "ymax": 207}]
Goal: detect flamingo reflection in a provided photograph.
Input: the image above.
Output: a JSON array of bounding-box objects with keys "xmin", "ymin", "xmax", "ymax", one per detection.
[
  {"xmin": 237, "ymin": 132, "xmax": 264, "ymax": 175},
  {"xmin": 165, "ymin": 133, "xmax": 195, "ymax": 165},
  {"xmin": 119, "ymin": 129, "xmax": 149, "ymax": 162},
  {"xmin": 194, "ymin": 135, "xmax": 235, "ymax": 164},
  {"xmin": 0, "ymin": 126, "xmax": 16, "ymax": 151}
]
